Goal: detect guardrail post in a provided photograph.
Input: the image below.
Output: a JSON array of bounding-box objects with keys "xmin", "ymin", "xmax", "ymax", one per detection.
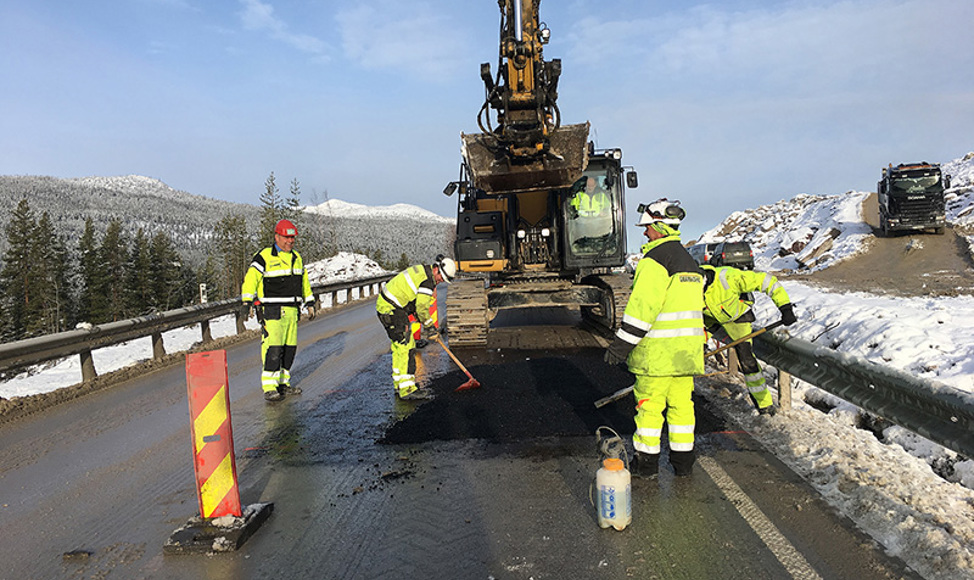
[
  {"xmin": 152, "ymin": 332, "xmax": 166, "ymax": 360},
  {"xmin": 234, "ymin": 308, "xmax": 247, "ymax": 334},
  {"xmin": 201, "ymin": 320, "xmax": 212, "ymax": 343},
  {"xmin": 80, "ymin": 349, "xmax": 97, "ymax": 382},
  {"xmin": 728, "ymin": 349, "xmax": 739, "ymax": 379},
  {"xmin": 778, "ymin": 370, "xmax": 792, "ymax": 411}
]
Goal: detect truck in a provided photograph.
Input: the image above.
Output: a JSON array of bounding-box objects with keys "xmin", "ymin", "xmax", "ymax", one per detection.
[
  {"xmin": 443, "ymin": 0, "xmax": 638, "ymax": 346},
  {"xmin": 877, "ymin": 162, "xmax": 950, "ymax": 235}
]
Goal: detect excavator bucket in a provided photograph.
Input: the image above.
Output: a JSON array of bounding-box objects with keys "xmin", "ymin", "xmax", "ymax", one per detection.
[{"xmin": 462, "ymin": 122, "xmax": 590, "ymax": 194}]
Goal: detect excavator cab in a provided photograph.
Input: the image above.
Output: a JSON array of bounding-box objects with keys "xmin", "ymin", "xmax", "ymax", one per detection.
[{"xmin": 561, "ymin": 151, "xmax": 630, "ymax": 270}]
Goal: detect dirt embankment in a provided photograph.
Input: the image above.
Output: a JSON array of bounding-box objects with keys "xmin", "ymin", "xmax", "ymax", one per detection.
[{"xmin": 785, "ymin": 193, "xmax": 974, "ymax": 297}]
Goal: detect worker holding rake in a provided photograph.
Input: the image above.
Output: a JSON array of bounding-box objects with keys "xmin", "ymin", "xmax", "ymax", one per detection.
[{"xmin": 376, "ymin": 255, "xmax": 457, "ymax": 400}]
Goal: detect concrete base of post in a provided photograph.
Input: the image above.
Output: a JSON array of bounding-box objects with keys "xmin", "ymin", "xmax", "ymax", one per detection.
[{"xmin": 163, "ymin": 502, "xmax": 273, "ymax": 555}]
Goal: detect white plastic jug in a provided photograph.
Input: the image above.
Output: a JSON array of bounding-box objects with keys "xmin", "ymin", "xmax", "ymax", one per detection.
[{"xmin": 596, "ymin": 457, "xmax": 632, "ymax": 531}]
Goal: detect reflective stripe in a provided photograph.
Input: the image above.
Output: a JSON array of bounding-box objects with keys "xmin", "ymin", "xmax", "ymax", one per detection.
[
  {"xmin": 250, "ymin": 261, "xmax": 264, "ymax": 273},
  {"xmin": 381, "ymin": 288, "xmax": 404, "ymax": 309},
  {"xmin": 264, "ymin": 269, "xmax": 300, "ymax": 278},
  {"xmin": 242, "ymin": 292, "xmax": 256, "ymax": 301},
  {"xmin": 647, "ymin": 327, "xmax": 705, "ymax": 338},
  {"xmin": 616, "ymin": 327, "xmax": 643, "ymax": 345},
  {"xmin": 636, "ymin": 426, "xmax": 662, "ymax": 438},
  {"xmin": 655, "ymin": 310, "xmax": 703, "ymax": 322},
  {"xmin": 405, "ymin": 273, "xmax": 419, "ymax": 294},
  {"xmin": 748, "ymin": 385, "xmax": 768, "ymax": 394},
  {"xmin": 719, "ymin": 268, "xmax": 730, "ymax": 290},
  {"xmin": 622, "ymin": 313, "xmax": 652, "ymax": 331},
  {"xmin": 418, "ymin": 287, "xmax": 433, "ymax": 296},
  {"xmin": 259, "ymin": 297, "xmax": 302, "ymax": 305},
  {"xmin": 634, "ymin": 440, "xmax": 661, "ymax": 454},
  {"xmin": 668, "ymin": 423, "xmax": 695, "ymax": 434},
  {"xmin": 670, "ymin": 441, "xmax": 694, "ymax": 451}
]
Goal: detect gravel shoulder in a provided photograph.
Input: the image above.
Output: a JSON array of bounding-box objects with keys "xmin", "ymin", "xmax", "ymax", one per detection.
[{"xmin": 784, "ymin": 192, "xmax": 974, "ymax": 297}]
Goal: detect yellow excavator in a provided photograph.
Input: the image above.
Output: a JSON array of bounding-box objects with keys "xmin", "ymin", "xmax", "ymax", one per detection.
[{"xmin": 444, "ymin": 0, "xmax": 638, "ymax": 346}]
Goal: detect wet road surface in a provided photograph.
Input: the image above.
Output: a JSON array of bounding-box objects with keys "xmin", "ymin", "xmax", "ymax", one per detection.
[{"xmin": 0, "ymin": 298, "xmax": 921, "ymax": 579}]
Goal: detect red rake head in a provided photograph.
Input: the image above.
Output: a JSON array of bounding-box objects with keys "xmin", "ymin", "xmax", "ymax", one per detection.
[{"xmin": 455, "ymin": 378, "xmax": 482, "ymax": 392}]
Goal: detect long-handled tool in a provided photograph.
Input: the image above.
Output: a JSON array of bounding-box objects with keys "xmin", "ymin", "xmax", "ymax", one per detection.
[
  {"xmin": 593, "ymin": 320, "xmax": 784, "ymax": 408},
  {"xmin": 435, "ymin": 336, "xmax": 482, "ymax": 391}
]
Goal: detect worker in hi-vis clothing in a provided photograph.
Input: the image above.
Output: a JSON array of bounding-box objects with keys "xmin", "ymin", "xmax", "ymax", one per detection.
[
  {"xmin": 376, "ymin": 255, "xmax": 456, "ymax": 400},
  {"xmin": 603, "ymin": 199, "xmax": 705, "ymax": 479},
  {"xmin": 698, "ymin": 263, "xmax": 797, "ymax": 416},
  {"xmin": 241, "ymin": 219, "xmax": 316, "ymax": 402}
]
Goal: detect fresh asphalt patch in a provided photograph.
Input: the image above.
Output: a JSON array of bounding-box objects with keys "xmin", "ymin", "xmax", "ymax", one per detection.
[{"xmin": 379, "ymin": 348, "xmax": 729, "ymax": 444}]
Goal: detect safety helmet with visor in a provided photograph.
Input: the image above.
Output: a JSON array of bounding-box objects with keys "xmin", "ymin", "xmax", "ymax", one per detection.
[
  {"xmin": 636, "ymin": 199, "xmax": 685, "ymax": 226},
  {"xmin": 433, "ymin": 254, "xmax": 457, "ymax": 284}
]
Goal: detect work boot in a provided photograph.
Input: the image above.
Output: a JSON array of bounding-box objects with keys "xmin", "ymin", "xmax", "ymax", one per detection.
[
  {"xmin": 631, "ymin": 452, "xmax": 659, "ymax": 479},
  {"xmin": 669, "ymin": 450, "xmax": 695, "ymax": 477},
  {"xmin": 415, "ymin": 339, "xmax": 429, "ymax": 350},
  {"xmin": 758, "ymin": 405, "xmax": 777, "ymax": 416},
  {"xmin": 263, "ymin": 389, "xmax": 283, "ymax": 402},
  {"xmin": 279, "ymin": 384, "xmax": 302, "ymax": 396},
  {"xmin": 400, "ymin": 387, "xmax": 434, "ymax": 401}
]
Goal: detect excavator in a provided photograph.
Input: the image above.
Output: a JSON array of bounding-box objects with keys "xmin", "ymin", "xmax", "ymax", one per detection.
[{"xmin": 444, "ymin": 0, "xmax": 638, "ymax": 346}]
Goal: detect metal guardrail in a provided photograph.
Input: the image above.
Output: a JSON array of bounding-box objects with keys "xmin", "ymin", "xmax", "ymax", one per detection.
[
  {"xmin": 754, "ymin": 331, "xmax": 974, "ymax": 458},
  {"xmin": 0, "ymin": 274, "xmax": 394, "ymax": 382}
]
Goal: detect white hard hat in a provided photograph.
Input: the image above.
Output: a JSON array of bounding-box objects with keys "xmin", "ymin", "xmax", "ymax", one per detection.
[
  {"xmin": 434, "ymin": 255, "xmax": 457, "ymax": 283},
  {"xmin": 636, "ymin": 198, "xmax": 685, "ymax": 226}
]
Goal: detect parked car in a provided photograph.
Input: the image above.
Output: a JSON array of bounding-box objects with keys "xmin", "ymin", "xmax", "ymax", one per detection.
[
  {"xmin": 709, "ymin": 241, "xmax": 754, "ymax": 270},
  {"xmin": 688, "ymin": 243, "xmax": 719, "ymax": 266}
]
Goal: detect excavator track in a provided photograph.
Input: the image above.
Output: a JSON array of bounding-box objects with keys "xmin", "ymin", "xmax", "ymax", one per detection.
[
  {"xmin": 445, "ymin": 277, "xmax": 489, "ymax": 347},
  {"xmin": 580, "ymin": 273, "xmax": 632, "ymax": 336}
]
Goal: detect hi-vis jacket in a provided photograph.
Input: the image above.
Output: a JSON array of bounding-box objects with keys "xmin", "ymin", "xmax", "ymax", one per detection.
[
  {"xmin": 376, "ymin": 265, "xmax": 437, "ymax": 327},
  {"xmin": 616, "ymin": 235, "xmax": 705, "ymax": 376},
  {"xmin": 241, "ymin": 245, "xmax": 313, "ymax": 306},
  {"xmin": 570, "ymin": 190, "xmax": 610, "ymax": 217},
  {"xmin": 699, "ymin": 265, "xmax": 790, "ymax": 325}
]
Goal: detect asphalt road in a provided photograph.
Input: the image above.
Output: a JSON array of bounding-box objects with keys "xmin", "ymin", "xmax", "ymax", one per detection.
[{"xmin": 0, "ymin": 297, "xmax": 922, "ymax": 580}]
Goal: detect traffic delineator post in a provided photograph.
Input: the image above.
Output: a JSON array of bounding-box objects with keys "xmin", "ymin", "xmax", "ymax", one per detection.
[
  {"xmin": 164, "ymin": 350, "xmax": 273, "ymax": 554},
  {"xmin": 186, "ymin": 350, "xmax": 241, "ymax": 518}
]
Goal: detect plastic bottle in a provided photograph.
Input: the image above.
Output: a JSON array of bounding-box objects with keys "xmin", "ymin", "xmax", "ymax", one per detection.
[{"xmin": 596, "ymin": 457, "xmax": 632, "ymax": 531}]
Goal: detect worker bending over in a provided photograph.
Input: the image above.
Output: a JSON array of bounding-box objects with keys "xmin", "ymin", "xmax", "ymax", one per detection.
[
  {"xmin": 699, "ymin": 263, "xmax": 797, "ymax": 415},
  {"xmin": 376, "ymin": 255, "xmax": 456, "ymax": 400}
]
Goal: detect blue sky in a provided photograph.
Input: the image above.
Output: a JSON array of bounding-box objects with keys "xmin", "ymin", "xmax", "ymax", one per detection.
[{"xmin": 2, "ymin": 0, "xmax": 972, "ymax": 246}]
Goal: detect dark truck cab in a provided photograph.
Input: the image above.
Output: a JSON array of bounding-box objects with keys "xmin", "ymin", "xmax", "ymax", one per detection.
[{"xmin": 878, "ymin": 162, "xmax": 950, "ymax": 235}]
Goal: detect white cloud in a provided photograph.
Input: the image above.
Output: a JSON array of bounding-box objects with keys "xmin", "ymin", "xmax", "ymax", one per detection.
[
  {"xmin": 238, "ymin": 0, "xmax": 330, "ymax": 59},
  {"xmin": 335, "ymin": 0, "xmax": 470, "ymax": 80}
]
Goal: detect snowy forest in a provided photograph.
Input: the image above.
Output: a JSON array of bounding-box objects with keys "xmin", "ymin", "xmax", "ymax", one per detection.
[{"xmin": 0, "ymin": 174, "xmax": 454, "ymax": 343}]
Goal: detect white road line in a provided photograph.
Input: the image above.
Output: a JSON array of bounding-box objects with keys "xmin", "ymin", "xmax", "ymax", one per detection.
[{"xmin": 698, "ymin": 455, "xmax": 823, "ymax": 580}]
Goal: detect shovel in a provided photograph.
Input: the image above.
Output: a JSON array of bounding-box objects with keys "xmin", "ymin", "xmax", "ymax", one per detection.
[
  {"xmin": 593, "ymin": 320, "xmax": 784, "ymax": 408},
  {"xmin": 434, "ymin": 336, "xmax": 482, "ymax": 391}
]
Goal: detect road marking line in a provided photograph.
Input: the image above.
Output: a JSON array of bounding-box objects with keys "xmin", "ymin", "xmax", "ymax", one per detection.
[{"xmin": 698, "ymin": 455, "xmax": 823, "ymax": 580}]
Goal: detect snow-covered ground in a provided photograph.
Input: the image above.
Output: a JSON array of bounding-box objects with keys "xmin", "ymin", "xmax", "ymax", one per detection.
[{"xmin": 3, "ymin": 154, "xmax": 974, "ymax": 578}]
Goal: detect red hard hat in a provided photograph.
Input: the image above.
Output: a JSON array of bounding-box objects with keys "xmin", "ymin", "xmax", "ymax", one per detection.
[{"xmin": 275, "ymin": 219, "xmax": 297, "ymax": 236}]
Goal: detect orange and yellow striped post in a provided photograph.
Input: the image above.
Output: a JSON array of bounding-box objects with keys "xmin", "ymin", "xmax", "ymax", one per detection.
[{"xmin": 185, "ymin": 350, "xmax": 242, "ymax": 519}]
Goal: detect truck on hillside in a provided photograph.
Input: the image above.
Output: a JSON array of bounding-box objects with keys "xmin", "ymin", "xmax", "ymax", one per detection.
[
  {"xmin": 877, "ymin": 162, "xmax": 950, "ymax": 235},
  {"xmin": 442, "ymin": 0, "xmax": 638, "ymax": 346}
]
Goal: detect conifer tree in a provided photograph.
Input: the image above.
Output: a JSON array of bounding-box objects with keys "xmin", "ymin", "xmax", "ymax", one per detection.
[
  {"xmin": 258, "ymin": 172, "xmax": 282, "ymax": 245},
  {"xmin": 28, "ymin": 211, "xmax": 72, "ymax": 335},
  {"xmin": 149, "ymin": 231, "xmax": 183, "ymax": 311},
  {"xmin": 76, "ymin": 218, "xmax": 104, "ymax": 323},
  {"xmin": 126, "ymin": 228, "xmax": 154, "ymax": 314},
  {"xmin": 214, "ymin": 212, "xmax": 252, "ymax": 299},
  {"xmin": 0, "ymin": 199, "xmax": 37, "ymax": 340},
  {"xmin": 95, "ymin": 219, "xmax": 130, "ymax": 322}
]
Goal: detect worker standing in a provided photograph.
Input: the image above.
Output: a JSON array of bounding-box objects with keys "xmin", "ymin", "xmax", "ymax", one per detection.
[
  {"xmin": 603, "ymin": 199, "xmax": 705, "ymax": 479},
  {"xmin": 241, "ymin": 219, "xmax": 316, "ymax": 402},
  {"xmin": 376, "ymin": 255, "xmax": 456, "ymax": 400},
  {"xmin": 699, "ymin": 263, "xmax": 797, "ymax": 416}
]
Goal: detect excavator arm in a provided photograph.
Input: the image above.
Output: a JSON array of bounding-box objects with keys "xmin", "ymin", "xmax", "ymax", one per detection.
[{"xmin": 463, "ymin": 0, "xmax": 589, "ymax": 194}]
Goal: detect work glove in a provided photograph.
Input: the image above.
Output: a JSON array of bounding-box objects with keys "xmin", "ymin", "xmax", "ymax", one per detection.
[
  {"xmin": 241, "ymin": 302, "xmax": 253, "ymax": 320},
  {"xmin": 424, "ymin": 323, "xmax": 440, "ymax": 341},
  {"xmin": 603, "ymin": 337, "xmax": 634, "ymax": 367},
  {"xmin": 779, "ymin": 303, "xmax": 797, "ymax": 326}
]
